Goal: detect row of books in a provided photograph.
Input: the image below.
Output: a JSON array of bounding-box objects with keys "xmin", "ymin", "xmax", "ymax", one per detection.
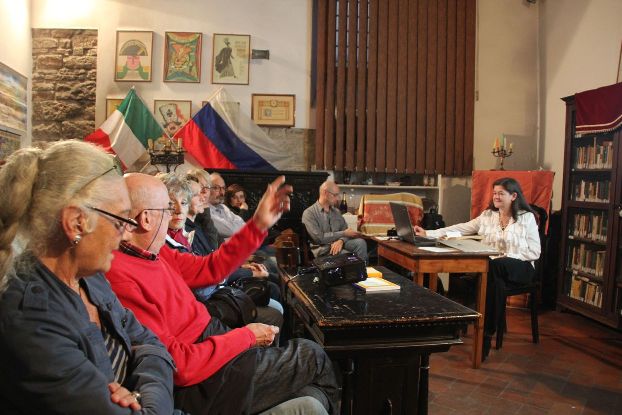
[
  {"xmin": 568, "ymin": 243, "xmax": 607, "ymax": 278},
  {"xmin": 572, "ymin": 139, "xmax": 614, "ymax": 169},
  {"xmin": 568, "ymin": 274, "xmax": 603, "ymax": 307},
  {"xmin": 569, "ymin": 211, "xmax": 609, "ymax": 242},
  {"xmin": 571, "ymin": 179, "xmax": 611, "ymax": 203}
]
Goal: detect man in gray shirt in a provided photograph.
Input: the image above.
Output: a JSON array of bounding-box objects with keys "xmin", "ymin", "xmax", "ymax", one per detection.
[{"xmin": 302, "ymin": 180, "xmax": 368, "ymax": 262}]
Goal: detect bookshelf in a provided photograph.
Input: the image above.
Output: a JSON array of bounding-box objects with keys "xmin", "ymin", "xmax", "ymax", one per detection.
[{"xmin": 557, "ymin": 96, "xmax": 622, "ymax": 327}]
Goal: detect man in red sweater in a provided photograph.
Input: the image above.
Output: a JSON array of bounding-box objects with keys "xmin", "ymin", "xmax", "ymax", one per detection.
[{"xmin": 106, "ymin": 173, "xmax": 339, "ymax": 415}]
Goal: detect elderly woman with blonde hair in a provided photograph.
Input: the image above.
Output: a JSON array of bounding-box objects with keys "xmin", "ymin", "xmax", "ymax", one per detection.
[{"xmin": 0, "ymin": 140, "xmax": 176, "ymax": 414}]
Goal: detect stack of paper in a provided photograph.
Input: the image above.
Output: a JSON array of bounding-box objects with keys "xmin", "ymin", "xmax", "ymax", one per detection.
[{"xmin": 355, "ymin": 277, "xmax": 400, "ymax": 292}]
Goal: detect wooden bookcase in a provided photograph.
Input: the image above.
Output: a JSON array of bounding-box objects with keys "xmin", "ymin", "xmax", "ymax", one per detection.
[{"xmin": 557, "ymin": 96, "xmax": 622, "ymax": 328}]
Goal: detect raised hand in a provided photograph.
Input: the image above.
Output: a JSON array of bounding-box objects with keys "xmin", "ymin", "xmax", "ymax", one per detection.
[{"xmin": 252, "ymin": 176, "xmax": 293, "ymax": 231}]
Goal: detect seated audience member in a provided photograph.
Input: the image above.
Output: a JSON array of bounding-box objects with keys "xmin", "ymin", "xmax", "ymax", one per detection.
[
  {"xmin": 159, "ymin": 173, "xmax": 282, "ymax": 327},
  {"xmin": 106, "ymin": 173, "xmax": 339, "ymax": 415},
  {"xmin": 414, "ymin": 177, "xmax": 541, "ymax": 361},
  {"xmin": 186, "ymin": 168, "xmax": 220, "ymax": 250},
  {"xmin": 0, "ymin": 141, "xmax": 175, "ymax": 414},
  {"xmin": 225, "ymin": 183, "xmax": 252, "ymax": 221},
  {"xmin": 302, "ymin": 180, "xmax": 368, "ymax": 262}
]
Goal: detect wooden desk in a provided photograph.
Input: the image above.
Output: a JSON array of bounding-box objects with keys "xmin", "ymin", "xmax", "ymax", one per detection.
[
  {"xmin": 376, "ymin": 239, "xmax": 490, "ymax": 368},
  {"xmin": 280, "ymin": 266, "xmax": 478, "ymax": 415}
]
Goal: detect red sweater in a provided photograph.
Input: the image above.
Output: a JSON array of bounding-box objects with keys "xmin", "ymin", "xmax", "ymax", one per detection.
[{"xmin": 106, "ymin": 220, "xmax": 267, "ymax": 387}]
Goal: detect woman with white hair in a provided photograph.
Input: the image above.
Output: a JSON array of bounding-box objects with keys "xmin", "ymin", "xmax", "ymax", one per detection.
[{"xmin": 0, "ymin": 141, "xmax": 175, "ymax": 414}]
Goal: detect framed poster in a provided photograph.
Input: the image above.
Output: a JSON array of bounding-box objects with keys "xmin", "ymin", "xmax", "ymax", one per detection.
[
  {"xmin": 0, "ymin": 129, "xmax": 20, "ymax": 161},
  {"xmin": 164, "ymin": 32, "xmax": 202, "ymax": 83},
  {"xmin": 115, "ymin": 31, "xmax": 153, "ymax": 82},
  {"xmin": 154, "ymin": 100, "xmax": 192, "ymax": 136},
  {"xmin": 0, "ymin": 61, "xmax": 27, "ymax": 133},
  {"xmin": 211, "ymin": 34, "xmax": 250, "ymax": 85},
  {"xmin": 251, "ymin": 94, "xmax": 296, "ymax": 127},
  {"xmin": 106, "ymin": 98, "xmax": 124, "ymax": 117}
]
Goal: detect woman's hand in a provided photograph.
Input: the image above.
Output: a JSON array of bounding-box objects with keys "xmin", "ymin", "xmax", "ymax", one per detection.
[
  {"xmin": 246, "ymin": 323, "xmax": 279, "ymax": 347},
  {"xmin": 252, "ymin": 176, "xmax": 293, "ymax": 231},
  {"xmin": 108, "ymin": 382, "xmax": 142, "ymax": 411},
  {"xmin": 413, "ymin": 225, "xmax": 427, "ymax": 236}
]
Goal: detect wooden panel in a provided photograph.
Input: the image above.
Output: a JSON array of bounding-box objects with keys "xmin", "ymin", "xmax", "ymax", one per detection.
[
  {"xmin": 415, "ymin": 0, "xmax": 428, "ymax": 173},
  {"xmin": 356, "ymin": 0, "xmax": 369, "ymax": 170},
  {"xmin": 435, "ymin": 0, "xmax": 447, "ymax": 173},
  {"xmin": 315, "ymin": 0, "xmax": 328, "ymax": 169},
  {"xmin": 445, "ymin": 0, "xmax": 457, "ymax": 175},
  {"xmin": 454, "ymin": 1, "xmax": 466, "ymax": 174},
  {"xmin": 345, "ymin": 0, "xmax": 358, "ymax": 170},
  {"xmin": 395, "ymin": 0, "xmax": 409, "ymax": 172},
  {"xmin": 366, "ymin": 0, "xmax": 379, "ymax": 169},
  {"xmin": 425, "ymin": 0, "xmax": 437, "ymax": 173},
  {"xmin": 375, "ymin": 0, "xmax": 388, "ymax": 171},
  {"xmin": 405, "ymin": 0, "xmax": 418, "ymax": 173},
  {"xmin": 385, "ymin": 0, "xmax": 399, "ymax": 171},
  {"xmin": 324, "ymin": 0, "xmax": 337, "ymax": 169},
  {"xmin": 335, "ymin": 0, "xmax": 348, "ymax": 170},
  {"xmin": 463, "ymin": 0, "xmax": 476, "ymax": 172}
]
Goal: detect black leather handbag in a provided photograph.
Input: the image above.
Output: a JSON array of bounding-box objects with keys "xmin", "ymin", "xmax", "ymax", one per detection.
[
  {"xmin": 205, "ymin": 287, "xmax": 257, "ymax": 328},
  {"xmin": 232, "ymin": 277, "xmax": 271, "ymax": 307}
]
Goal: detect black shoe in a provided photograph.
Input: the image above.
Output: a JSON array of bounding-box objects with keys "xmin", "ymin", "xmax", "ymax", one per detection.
[{"xmin": 482, "ymin": 335, "xmax": 492, "ymax": 362}]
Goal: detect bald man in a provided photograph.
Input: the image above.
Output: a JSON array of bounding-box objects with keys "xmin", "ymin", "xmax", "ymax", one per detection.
[
  {"xmin": 105, "ymin": 173, "xmax": 339, "ymax": 415},
  {"xmin": 302, "ymin": 180, "xmax": 368, "ymax": 262}
]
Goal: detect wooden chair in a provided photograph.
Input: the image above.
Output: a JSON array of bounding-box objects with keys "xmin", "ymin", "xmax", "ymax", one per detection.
[{"xmin": 495, "ymin": 204, "xmax": 547, "ymax": 349}]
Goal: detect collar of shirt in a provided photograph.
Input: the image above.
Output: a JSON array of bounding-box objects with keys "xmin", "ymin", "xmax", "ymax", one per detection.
[{"xmin": 119, "ymin": 241, "xmax": 158, "ymax": 261}]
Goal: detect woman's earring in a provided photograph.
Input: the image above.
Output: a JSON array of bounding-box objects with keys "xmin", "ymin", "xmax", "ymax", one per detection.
[{"xmin": 72, "ymin": 234, "xmax": 82, "ymax": 245}]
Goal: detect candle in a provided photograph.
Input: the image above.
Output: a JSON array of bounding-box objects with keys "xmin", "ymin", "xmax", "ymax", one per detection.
[
  {"xmin": 177, "ymin": 138, "xmax": 182, "ymax": 149},
  {"xmin": 509, "ymin": 142, "xmax": 513, "ymax": 151},
  {"xmin": 503, "ymin": 135, "xmax": 507, "ymax": 150},
  {"xmin": 494, "ymin": 137, "xmax": 500, "ymax": 150},
  {"xmin": 148, "ymin": 139, "xmax": 154, "ymax": 150}
]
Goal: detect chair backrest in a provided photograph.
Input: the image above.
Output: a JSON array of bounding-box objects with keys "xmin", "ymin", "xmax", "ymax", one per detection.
[
  {"xmin": 529, "ymin": 204, "xmax": 548, "ymax": 283},
  {"xmin": 357, "ymin": 192, "xmax": 424, "ymax": 235}
]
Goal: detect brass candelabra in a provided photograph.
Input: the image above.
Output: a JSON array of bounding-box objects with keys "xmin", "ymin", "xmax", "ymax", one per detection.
[
  {"xmin": 148, "ymin": 138, "xmax": 185, "ymax": 172},
  {"xmin": 491, "ymin": 146, "xmax": 513, "ymax": 171}
]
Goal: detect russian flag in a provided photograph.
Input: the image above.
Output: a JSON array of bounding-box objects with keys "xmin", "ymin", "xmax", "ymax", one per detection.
[{"xmin": 175, "ymin": 88, "xmax": 293, "ymax": 171}]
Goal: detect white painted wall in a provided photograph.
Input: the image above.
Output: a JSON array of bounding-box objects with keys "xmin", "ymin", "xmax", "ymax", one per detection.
[
  {"xmin": 540, "ymin": 0, "xmax": 622, "ymax": 210},
  {"xmin": 0, "ymin": 0, "xmax": 32, "ymax": 144},
  {"xmin": 31, "ymin": 0, "xmax": 311, "ymax": 128}
]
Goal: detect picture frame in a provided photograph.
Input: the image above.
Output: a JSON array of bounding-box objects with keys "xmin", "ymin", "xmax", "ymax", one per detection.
[
  {"xmin": 251, "ymin": 94, "xmax": 296, "ymax": 127},
  {"xmin": 212, "ymin": 34, "xmax": 250, "ymax": 85},
  {"xmin": 0, "ymin": 61, "xmax": 27, "ymax": 133},
  {"xmin": 164, "ymin": 32, "xmax": 202, "ymax": 83},
  {"xmin": 115, "ymin": 31, "xmax": 153, "ymax": 82},
  {"xmin": 617, "ymin": 40, "xmax": 622, "ymax": 83},
  {"xmin": 0, "ymin": 129, "xmax": 21, "ymax": 161},
  {"xmin": 106, "ymin": 98, "xmax": 124, "ymax": 118},
  {"xmin": 154, "ymin": 100, "xmax": 192, "ymax": 137}
]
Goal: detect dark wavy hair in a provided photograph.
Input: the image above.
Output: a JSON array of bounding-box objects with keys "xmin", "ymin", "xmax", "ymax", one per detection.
[{"xmin": 486, "ymin": 177, "xmax": 534, "ymax": 220}]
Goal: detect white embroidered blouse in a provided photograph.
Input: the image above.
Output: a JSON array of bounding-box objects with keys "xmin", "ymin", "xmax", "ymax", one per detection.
[{"xmin": 426, "ymin": 209, "xmax": 541, "ymax": 266}]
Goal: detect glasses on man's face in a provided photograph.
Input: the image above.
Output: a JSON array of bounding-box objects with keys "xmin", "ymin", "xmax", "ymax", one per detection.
[
  {"xmin": 326, "ymin": 189, "xmax": 340, "ymax": 197},
  {"xmin": 142, "ymin": 201, "xmax": 176, "ymax": 216},
  {"xmin": 86, "ymin": 205, "xmax": 138, "ymax": 233},
  {"xmin": 210, "ymin": 185, "xmax": 225, "ymax": 192}
]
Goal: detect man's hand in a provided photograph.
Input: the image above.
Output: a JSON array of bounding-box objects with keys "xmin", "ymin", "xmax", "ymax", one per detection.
[
  {"xmin": 330, "ymin": 239, "xmax": 344, "ymax": 255},
  {"xmin": 413, "ymin": 225, "xmax": 427, "ymax": 236},
  {"xmin": 246, "ymin": 323, "xmax": 279, "ymax": 347},
  {"xmin": 109, "ymin": 382, "xmax": 142, "ymax": 411},
  {"xmin": 249, "ymin": 262, "xmax": 268, "ymax": 277},
  {"xmin": 252, "ymin": 176, "xmax": 293, "ymax": 231},
  {"xmin": 343, "ymin": 229, "xmax": 361, "ymax": 238}
]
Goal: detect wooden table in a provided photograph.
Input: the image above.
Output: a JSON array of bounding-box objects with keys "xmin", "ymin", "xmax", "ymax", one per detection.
[
  {"xmin": 376, "ymin": 239, "xmax": 491, "ymax": 368},
  {"xmin": 280, "ymin": 266, "xmax": 478, "ymax": 415}
]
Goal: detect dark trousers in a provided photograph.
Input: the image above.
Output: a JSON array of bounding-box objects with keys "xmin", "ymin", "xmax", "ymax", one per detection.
[
  {"xmin": 485, "ymin": 257, "xmax": 535, "ymax": 334},
  {"xmin": 174, "ymin": 318, "xmax": 340, "ymax": 415}
]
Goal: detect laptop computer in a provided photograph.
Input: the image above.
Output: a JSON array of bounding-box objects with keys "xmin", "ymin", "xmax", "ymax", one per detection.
[
  {"xmin": 389, "ymin": 202, "xmax": 437, "ymax": 247},
  {"xmin": 439, "ymin": 238, "xmax": 499, "ymax": 253}
]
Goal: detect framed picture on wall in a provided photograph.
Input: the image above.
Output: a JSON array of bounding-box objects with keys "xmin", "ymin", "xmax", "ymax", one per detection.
[
  {"xmin": 115, "ymin": 31, "xmax": 153, "ymax": 82},
  {"xmin": 251, "ymin": 94, "xmax": 296, "ymax": 127},
  {"xmin": 211, "ymin": 34, "xmax": 250, "ymax": 85},
  {"xmin": 106, "ymin": 98, "xmax": 124, "ymax": 117},
  {"xmin": 163, "ymin": 32, "xmax": 202, "ymax": 83},
  {"xmin": 0, "ymin": 61, "xmax": 27, "ymax": 133},
  {"xmin": 154, "ymin": 100, "xmax": 192, "ymax": 136}
]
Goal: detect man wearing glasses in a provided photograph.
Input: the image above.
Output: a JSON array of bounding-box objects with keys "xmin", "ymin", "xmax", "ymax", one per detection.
[
  {"xmin": 302, "ymin": 180, "xmax": 368, "ymax": 262},
  {"xmin": 106, "ymin": 173, "xmax": 339, "ymax": 415}
]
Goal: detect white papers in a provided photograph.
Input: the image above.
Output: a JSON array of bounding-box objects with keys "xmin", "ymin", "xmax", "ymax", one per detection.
[
  {"xmin": 418, "ymin": 246, "xmax": 457, "ymax": 253},
  {"xmin": 446, "ymin": 231, "xmax": 462, "ymax": 239}
]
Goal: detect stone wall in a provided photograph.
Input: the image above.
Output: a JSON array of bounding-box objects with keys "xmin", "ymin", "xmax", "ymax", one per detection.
[{"xmin": 31, "ymin": 29, "xmax": 97, "ymax": 142}]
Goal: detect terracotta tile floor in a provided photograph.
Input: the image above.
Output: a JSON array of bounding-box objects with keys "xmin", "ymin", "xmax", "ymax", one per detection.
[{"xmin": 429, "ymin": 308, "xmax": 622, "ymax": 414}]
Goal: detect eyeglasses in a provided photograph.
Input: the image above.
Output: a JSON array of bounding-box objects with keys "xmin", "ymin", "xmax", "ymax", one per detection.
[
  {"xmin": 86, "ymin": 205, "xmax": 138, "ymax": 232},
  {"xmin": 325, "ymin": 189, "xmax": 340, "ymax": 197},
  {"xmin": 142, "ymin": 202, "xmax": 175, "ymax": 216},
  {"xmin": 210, "ymin": 185, "xmax": 225, "ymax": 192},
  {"xmin": 78, "ymin": 163, "xmax": 122, "ymax": 193}
]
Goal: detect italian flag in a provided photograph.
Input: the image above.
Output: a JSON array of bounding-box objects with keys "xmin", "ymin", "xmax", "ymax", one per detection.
[{"xmin": 85, "ymin": 89, "xmax": 164, "ymax": 169}]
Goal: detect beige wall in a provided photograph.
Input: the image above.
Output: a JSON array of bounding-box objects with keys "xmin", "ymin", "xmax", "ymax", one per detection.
[
  {"xmin": 0, "ymin": 0, "xmax": 32, "ymax": 144},
  {"xmin": 540, "ymin": 0, "xmax": 622, "ymax": 210}
]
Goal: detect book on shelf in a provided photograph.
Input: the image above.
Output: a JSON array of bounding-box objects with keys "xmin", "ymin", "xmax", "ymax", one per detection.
[
  {"xmin": 572, "ymin": 138, "xmax": 614, "ymax": 169},
  {"xmin": 354, "ymin": 277, "xmax": 401, "ymax": 292},
  {"xmin": 570, "ymin": 211, "xmax": 608, "ymax": 242}
]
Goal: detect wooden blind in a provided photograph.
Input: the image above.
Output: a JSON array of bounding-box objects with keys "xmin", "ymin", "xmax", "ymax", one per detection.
[{"xmin": 315, "ymin": 0, "xmax": 476, "ymax": 175}]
